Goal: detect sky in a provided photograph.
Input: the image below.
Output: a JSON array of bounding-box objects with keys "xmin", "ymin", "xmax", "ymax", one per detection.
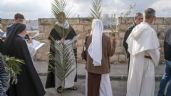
[{"xmin": 0, "ymin": 0, "xmax": 171, "ymax": 20}]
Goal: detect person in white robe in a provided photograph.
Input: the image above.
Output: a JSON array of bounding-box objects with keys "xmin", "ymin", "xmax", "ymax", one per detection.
[{"xmin": 126, "ymin": 8, "xmax": 160, "ymax": 96}]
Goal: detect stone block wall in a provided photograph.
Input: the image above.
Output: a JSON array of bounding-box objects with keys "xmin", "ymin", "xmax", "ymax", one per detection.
[
  {"xmin": 1, "ymin": 17, "xmax": 171, "ymax": 64},
  {"xmin": 0, "ymin": 19, "xmax": 13, "ymax": 31},
  {"xmin": 116, "ymin": 17, "xmax": 171, "ymax": 64},
  {"xmin": 37, "ymin": 18, "xmax": 92, "ymax": 63}
]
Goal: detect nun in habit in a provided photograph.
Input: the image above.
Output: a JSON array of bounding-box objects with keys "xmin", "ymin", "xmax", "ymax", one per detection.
[
  {"xmin": 84, "ymin": 19, "xmax": 116, "ymax": 96},
  {"xmin": 4, "ymin": 23, "xmax": 45, "ymax": 96}
]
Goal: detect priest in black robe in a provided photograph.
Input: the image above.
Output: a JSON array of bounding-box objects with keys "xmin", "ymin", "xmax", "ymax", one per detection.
[
  {"xmin": 45, "ymin": 12, "xmax": 77, "ymax": 92},
  {"xmin": 123, "ymin": 12, "xmax": 143, "ymax": 72},
  {"xmin": 4, "ymin": 23, "xmax": 45, "ymax": 96}
]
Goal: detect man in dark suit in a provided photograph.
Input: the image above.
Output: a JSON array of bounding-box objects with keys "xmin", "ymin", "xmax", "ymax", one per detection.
[{"xmin": 123, "ymin": 12, "xmax": 143, "ymax": 72}]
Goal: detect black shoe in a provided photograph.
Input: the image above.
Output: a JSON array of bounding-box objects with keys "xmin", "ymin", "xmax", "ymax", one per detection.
[
  {"xmin": 67, "ymin": 86, "xmax": 77, "ymax": 90},
  {"xmin": 56, "ymin": 86, "xmax": 63, "ymax": 93}
]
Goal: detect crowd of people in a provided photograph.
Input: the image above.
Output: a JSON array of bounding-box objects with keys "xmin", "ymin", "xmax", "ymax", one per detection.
[{"xmin": 0, "ymin": 7, "xmax": 170, "ymax": 96}]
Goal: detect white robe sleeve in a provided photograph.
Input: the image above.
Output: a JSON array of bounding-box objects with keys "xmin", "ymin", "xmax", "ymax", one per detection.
[
  {"xmin": 147, "ymin": 48, "xmax": 160, "ymax": 66},
  {"xmin": 27, "ymin": 43, "xmax": 36, "ymax": 58}
]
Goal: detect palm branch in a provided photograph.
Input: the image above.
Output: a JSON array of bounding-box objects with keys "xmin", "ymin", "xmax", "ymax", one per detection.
[
  {"xmin": 110, "ymin": 13, "xmax": 117, "ymax": 33},
  {"xmin": 51, "ymin": 0, "xmax": 72, "ymax": 18},
  {"xmin": 51, "ymin": 1, "xmax": 76, "ymax": 95},
  {"xmin": 4, "ymin": 56, "xmax": 24, "ymax": 77},
  {"xmin": 49, "ymin": 36, "xmax": 76, "ymax": 96},
  {"xmin": 90, "ymin": 0, "xmax": 102, "ymax": 19},
  {"xmin": 54, "ymin": 42, "xmax": 76, "ymax": 81},
  {"xmin": 54, "ymin": 25, "xmax": 70, "ymax": 39},
  {"xmin": 49, "ymin": 36, "xmax": 76, "ymax": 79},
  {"xmin": 0, "ymin": 53, "xmax": 24, "ymax": 84}
]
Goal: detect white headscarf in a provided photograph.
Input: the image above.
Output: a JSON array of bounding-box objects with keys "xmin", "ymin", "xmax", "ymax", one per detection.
[{"xmin": 88, "ymin": 19, "xmax": 103, "ymax": 66}]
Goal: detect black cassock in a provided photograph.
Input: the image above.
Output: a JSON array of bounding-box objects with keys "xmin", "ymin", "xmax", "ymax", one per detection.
[
  {"xmin": 6, "ymin": 35, "xmax": 45, "ymax": 96},
  {"xmin": 123, "ymin": 24, "xmax": 136, "ymax": 72},
  {"xmin": 45, "ymin": 25, "xmax": 77, "ymax": 88}
]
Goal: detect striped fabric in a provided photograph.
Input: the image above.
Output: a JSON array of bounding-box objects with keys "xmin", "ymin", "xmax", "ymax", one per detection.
[
  {"xmin": 0, "ymin": 53, "xmax": 9, "ymax": 96},
  {"xmin": 0, "ymin": 71, "xmax": 9, "ymax": 96},
  {"xmin": 0, "ymin": 53, "xmax": 5, "ymax": 73}
]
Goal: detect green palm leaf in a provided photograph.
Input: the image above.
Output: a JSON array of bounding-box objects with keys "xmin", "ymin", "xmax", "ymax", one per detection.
[
  {"xmin": 49, "ymin": 36, "xmax": 77, "ymax": 96},
  {"xmin": 51, "ymin": 0, "xmax": 72, "ymax": 18},
  {"xmin": 0, "ymin": 54, "xmax": 24, "ymax": 84},
  {"xmin": 90, "ymin": 0, "xmax": 102, "ymax": 19},
  {"xmin": 4, "ymin": 56, "xmax": 24, "ymax": 77},
  {"xmin": 53, "ymin": 40, "xmax": 76, "ymax": 81},
  {"xmin": 50, "ymin": 1, "xmax": 75, "ymax": 95}
]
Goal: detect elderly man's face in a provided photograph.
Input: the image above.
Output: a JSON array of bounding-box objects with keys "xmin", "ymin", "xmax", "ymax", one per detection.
[
  {"xmin": 57, "ymin": 14, "xmax": 66, "ymax": 24},
  {"xmin": 148, "ymin": 16, "xmax": 156, "ymax": 24},
  {"xmin": 135, "ymin": 15, "xmax": 143, "ymax": 25},
  {"xmin": 152, "ymin": 16, "xmax": 156, "ymax": 24}
]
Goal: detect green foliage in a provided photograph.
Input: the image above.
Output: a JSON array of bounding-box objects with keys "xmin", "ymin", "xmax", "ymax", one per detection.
[
  {"xmin": 49, "ymin": 36, "xmax": 76, "ymax": 81},
  {"xmin": 49, "ymin": 36, "xmax": 76, "ymax": 95},
  {"xmin": 90, "ymin": 0, "xmax": 102, "ymax": 19},
  {"xmin": 110, "ymin": 14, "xmax": 117, "ymax": 33},
  {"xmin": 51, "ymin": 0, "xmax": 72, "ymax": 18},
  {"xmin": 54, "ymin": 24, "xmax": 70, "ymax": 39},
  {"xmin": 54, "ymin": 42, "xmax": 75, "ymax": 81},
  {"xmin": 51, "ymin": 0, "xmax": 76, "ymax": 95},
  {"xmin": 4, "ymin": 56, "xmax": 24, "ymax": 80}
]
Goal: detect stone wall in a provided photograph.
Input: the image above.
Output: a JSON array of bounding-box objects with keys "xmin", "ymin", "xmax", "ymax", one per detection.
[
  {"xmin": 1, "ymin": 17, "xmax": 171, "ymax": 64},
  {"xmin": 37, "ymin": 18, "xmax": 92, "ymax": 63},
  {"xmin": 0, "ymin": 19, "xmax": 13, "ymax": 31},
  {"xmin": 116, "ymin": 17, "xmax": 171, "ymax": 64}
]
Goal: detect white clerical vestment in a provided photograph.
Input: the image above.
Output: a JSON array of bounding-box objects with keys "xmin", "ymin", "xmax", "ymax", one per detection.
[{"xmin": 126, "ymin": 22, "xmax": 160, "ymax": 96}]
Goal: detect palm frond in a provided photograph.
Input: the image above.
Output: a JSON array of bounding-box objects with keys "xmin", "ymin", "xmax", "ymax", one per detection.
[
  {"xmin": 50, "ymin": 1, "xmax": 76, "ymax": 95},
  {"xmin": 4, "ymin": 56, "xmax": 24, "ymax": 76},
  {"xmin": 109, "ymin": 13, "xmax": 117, "ymax": 33},
  {"xmin": 51, "ymin": 0, "xmax": 73, "ymax": 18},
  {"xmin": 0, "ymin": 55, "xmax": 24, "ymax": 85},
  {"xmin": 90, "ymin": 0, "xmax": 102, "ymax": 19},
  {"xmin": 49, "ymin": 38, "xmax": 76, "ymax": 82},
  {"xmin": 54, "ymin": 25, "xmax": 70, "ymax": 38}
]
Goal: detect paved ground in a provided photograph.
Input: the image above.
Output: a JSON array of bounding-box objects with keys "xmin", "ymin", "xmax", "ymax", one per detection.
[
  {"xmin": 40, "ymin": 76, "xmax": 160, "ymax": 96},
  {"xmin": 34, "ymin": 61, "xmax": 165, "ymax": 96},
  {"xmin": 34, "ymin": 61, "xmax": 165, "ymax": 77}
]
